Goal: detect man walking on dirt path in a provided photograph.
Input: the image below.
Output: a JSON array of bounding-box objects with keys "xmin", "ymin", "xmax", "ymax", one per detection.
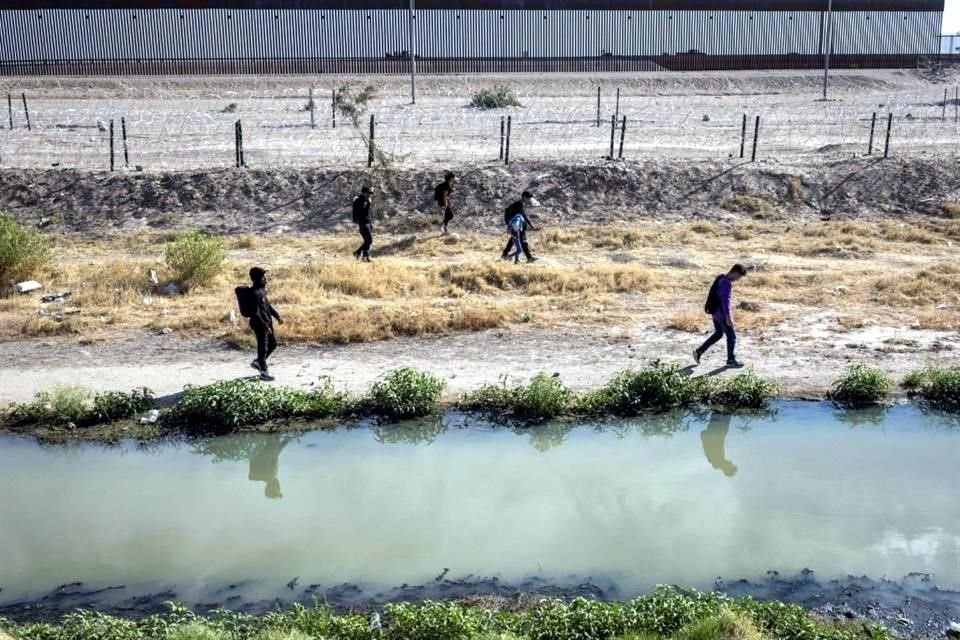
[
  {"xmin": 352, "ymin": 185, "xmax": 374, "ymax": 262},
  {"xmin": 693, "ymin": 264, "xmax": 747, "ymax": 369},
  {"xmin": 500, "ymin": 191, "xmax": 538, "ymax": 262},
  {"xmin": 248, "ymin": 267, "xmax": 283, "ymax": 381},
  {"xmin": 435, "ymin": 172, "xmax": 457, "ymax": 235}
]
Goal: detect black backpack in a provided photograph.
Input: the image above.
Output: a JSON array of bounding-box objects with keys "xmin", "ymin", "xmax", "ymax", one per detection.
[
  {"xmin": 704, "ymin": 276, "xmax": 722, "ymax": 315},
  {"xmin": 235, "ymin": 286, "xmax": 258, "ymax": 318},
  {"xmin": 434, "ymin": 182, "xmax": 448, "ymax": 205},
  {"xmin": 352, "ymin": 197, "xmax": 367, "ymax": 224}
]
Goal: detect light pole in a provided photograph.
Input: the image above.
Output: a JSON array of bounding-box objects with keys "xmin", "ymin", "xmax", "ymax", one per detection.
[
  {"xmin": 822, "ymin": 0, "xmax": 833, "ymax": 100},
  {"xmin": 409, "ymin": 0, "xmax": 417, "ymax": 104}
]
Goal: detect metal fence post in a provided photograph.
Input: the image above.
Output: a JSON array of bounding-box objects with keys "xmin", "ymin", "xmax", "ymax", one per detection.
[
  {"xmin": 609, "ymin": 114, "xmax": 616, "ymax": 159},
  {"xmin": 332, "ymin": 89, "xmax": 336, "ymax": 129},
  {"xmin": 614, "ymin": 87, "xmax": 620, "ymax": 123},
  {"xmin": 751, "ymin": 115, "xmax": 760, "ymax": 162},
  {"xmin": 499, "ymin": 116, "xmax": 505, "ymax": 160},
  {"xmin": 883, "ymin": 112, "xmax": 892, "ymax": 159},
  {"xmin": 235, "ymin": 121, "xmax": 240, "ymax": 168},
  {"xmin": 368, "ymin": 114, "xmax": 375, "ymax": 167},
  {"xmin": 6, "ymin": 94, "xmax": 12, "ymax": 130},
  {"xmin": 867, "ymin": 112, "xmax": 876, "ymax": 155},
  {"xmin": 309, "ymin": 86, "xmax": 316, "ymax": 129},
  {"xmin": 121, "ymin": 117, "xmax": 129, "ymax": 167},
  {"xmin": 504, "ymin": 115, "xmax": 511, "ymax": 165},
  {"xmin": 109, "ymin": 119, "xmax": 114, "ymax": 171},
  {"xmin": 596, "ymin": 87, "xmax": 601, "ymax": 127},
  {"xmin": 21, "ymin": 93, "xmax": 30, "ymax": 131},
  {"xmin": 943, "ymin": 88, "xmax": 948, "ymax": 121},
  {"xmin": 617, "ymin": 115, "xmax": 627, "ymax": 159}
]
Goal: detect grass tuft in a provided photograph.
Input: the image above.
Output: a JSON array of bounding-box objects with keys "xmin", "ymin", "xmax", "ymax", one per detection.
[
  {"xmin": 458, "ymin": 372, "xmax": 571, "ymax": 423},
  {"xmin": 164, "ymin": 230, "xmax": 226, "ymax": 290},
  {"xmin": 902, "ymin": 366, "xmax": 960, "ymax": 411},
  {"xmin": 0, "ymin": 211, "xmax": 51, "ymax": 289},
  {"xmin": 829, "ymin": 363, "xmax": 891, "ymax": 408},
  {"xmin": 709, "ymin": 369, "xmax": 779, "ymax": 410},
  {"xmin": 470, "ymin": 84, "xmax": 522, "ymax": 109},
  {"xmin": 6, "ymin": 386, "xmax": 152, "ymax": 428},
  {"xmin": 578, "ymin": 362, "xmax": 710, "ymax": 415},
  {"xmin": 366, "ymin": 368, "xmax": 446, "ymax": 420}
]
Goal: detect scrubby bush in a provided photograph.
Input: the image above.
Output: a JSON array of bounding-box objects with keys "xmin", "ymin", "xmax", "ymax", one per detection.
[
  {"xmin": 169, "ymin": 378, "xmax": 345, "ymax": 431},
  {"xmin": 674, "ymin": 609, "xmax": 762, "ymax": 640},
  {"xmin": 709, "ymin": 369, "xmax": 779, "ymax": 410},
  {"xmin": 384, "ymin": 601, "xmax": 491, "ymax": 640},
  {"xmin": 7, "ymin": 386, "xmax": 153, "ymax": 428},
  {"xmin": 366, "ymin": 368, "xmax": 446, "ymax": 419},
  {"xmin": 459, "ymin": 372, "xmax": 572, "ymax": 422},
  {"xmin": 903, "ymin": 366, "xmax": 960, "ymax": 411},
  {"xmin": 0, "ymin": 212, "xmax": 51, "ymax": 288},
  {"xmin": 578, "ymin": 362, "xmax": 709, "ymax": 415},
  {"xmin": 164, "ymin": 230, "xmax": 226, "ymax": 289},
  {"xmin": 470, "ymin": 84, "xmax": 522, "ymax": 109},
  {"xmin": 829, "ymin": 363, "xmax": 891, "ymax": 408}
]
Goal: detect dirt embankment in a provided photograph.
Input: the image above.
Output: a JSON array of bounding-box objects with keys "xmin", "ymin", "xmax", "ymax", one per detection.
[{"xmin": 2, "ymin": 156, "xmax": 958, "ymax": 235}]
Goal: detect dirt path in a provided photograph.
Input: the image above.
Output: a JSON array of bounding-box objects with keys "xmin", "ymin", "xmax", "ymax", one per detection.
[{"xmin": 4, "ymin": 317, "xmax": 956, "ymax": 404}]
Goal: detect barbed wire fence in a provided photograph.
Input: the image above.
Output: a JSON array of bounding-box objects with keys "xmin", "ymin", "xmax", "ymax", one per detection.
[{"xmin": 0, "ymin": 83, "xmax": 958, "ymax": 171}]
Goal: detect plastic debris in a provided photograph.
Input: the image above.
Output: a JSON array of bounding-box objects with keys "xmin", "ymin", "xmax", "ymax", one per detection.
[
  {"xmin": 41, "ymin": 291, "xmax": 71, "ymax": 303},
  {"xmin": 15, "ymin": 280, "xmax": 42, "ymax": 294},
  {"xmin": 139, "ymin": 409, "xmax": 160, "ymax": 424}
]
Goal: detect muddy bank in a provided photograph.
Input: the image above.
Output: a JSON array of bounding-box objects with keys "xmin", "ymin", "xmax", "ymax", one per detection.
[
  {"xmin": 2, "ymin": 156, "xmax": 958, "ymax": 235},
  {"xmin": 2, "ymin": 571, "xmax": 958, "ymax": 638}
]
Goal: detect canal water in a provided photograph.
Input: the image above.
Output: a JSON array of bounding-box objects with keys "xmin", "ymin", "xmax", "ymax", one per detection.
[{"xmin": 1, "ymin": 402, "xmax": 958, "ymax": 610}]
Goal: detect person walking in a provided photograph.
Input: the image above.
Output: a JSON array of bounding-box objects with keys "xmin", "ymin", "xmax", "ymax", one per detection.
[
  {"xmin": 693, "ymin": 264, "xmax": 747, "ymax": 368},
  {"xmin": 248, "ymin": 266, "xmax": 283, "ymax": 381},
  {"xmin": 500, "ymin": 191, "xmax": 538, "ymax": 262},
  {"xmin": 352, "ymin": 185, "xmax": 373, "ymax": 262},
  {"xmin": 434, "ymin": 172, "xmax": 457, "ymax": 235}
]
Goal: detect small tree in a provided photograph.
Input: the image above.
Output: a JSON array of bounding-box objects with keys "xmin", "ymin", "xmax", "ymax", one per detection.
[
  {"xmin": 164, "ymin": 230, "xmax": 226, "ymax": 290},
  {"xmin": 0, "ymin": 212, "xmax": 51, "ymax": 289}
]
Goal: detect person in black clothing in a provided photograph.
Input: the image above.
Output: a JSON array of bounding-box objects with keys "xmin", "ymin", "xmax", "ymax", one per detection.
[
  {"xmin": 435, "ymin": 172, "xmax": 457, "ymax": 235},
  {"xmin": 248, "ymin": 266, "xmax": 283, "ymax": 382},
  {"xmin": 352, "ymin": 185, "xmax": 373, "ymax": 262},
  {"xmin": 500, "ymin": 191, "xmax": 538, "ymax": 262}
]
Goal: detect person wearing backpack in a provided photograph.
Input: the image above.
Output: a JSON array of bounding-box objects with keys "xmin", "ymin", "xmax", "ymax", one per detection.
[
  {"xmin": 434, "ymin": 172, "xmax": 457, "ymax": 235},
  {"xmin": 693, "ymin": 264, "xmax": 747, "ymax": 368},
  {"xmin": 500, "ymin": 191, "xmax": 538, "ymax": 262},
  {"xmin": 237, "ymin": 266, "xmax": 284, "ymax": 381},
  {"xmin": 352, "ymin": 185, "xmax": 373, "ymax": 262}
]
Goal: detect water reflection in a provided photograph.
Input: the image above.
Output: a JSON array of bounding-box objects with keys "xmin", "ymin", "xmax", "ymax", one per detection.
[
  {"xmin": 701, "ymin": 413, "xmax": 737, "ymax": 477},
  {"xmin": 193, "ymin": 433, "xmax": 299, "ymax": 500},
  {"xmin": 373, "ymin": 416, "xmax": 445, "ymax": 445}
]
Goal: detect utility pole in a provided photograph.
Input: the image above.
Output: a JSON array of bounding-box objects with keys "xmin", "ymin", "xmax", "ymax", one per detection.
[
  {"xmin": 822, "ymin": 0, "xmax": 833, "ymax": 100},
  {"xmin": 409, "ymin": 0, "xmax": 417, "ymax": 104}
]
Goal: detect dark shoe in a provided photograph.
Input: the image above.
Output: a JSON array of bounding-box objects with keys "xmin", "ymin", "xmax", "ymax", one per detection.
[
  {"xmin": 362, "ymin": 254, "xmax": 371, "ymax": 262},
  {"xmin": 353, "ymin": 250, "xmax": 361, "ymax": 260},
  {"xmin": 693, "ymin": 349, "xmax": 701, "ymax": 366},
  {"xmin": 526, "ymin": 256, "xmax": 538, "ymax": 263},
  {"xmin": 250, "ymin": 359, "xmax": 262, "ymax": 372},
  {"xmin": 726, "ymin": 359, "xmax": 744, "ymax": 368},
  {"xmin": 260, "ymin": 370, "xmax": 276, "ymax": 382}
]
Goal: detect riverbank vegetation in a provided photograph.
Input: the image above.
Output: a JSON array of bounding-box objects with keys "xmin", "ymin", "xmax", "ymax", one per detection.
[
  {"xmin": 2, "ymin": 363, "xmax": 958, "ymax": 438},
  {"xmin": 0, "ymin": 586, "xmax": 888, "ymax": 640}
]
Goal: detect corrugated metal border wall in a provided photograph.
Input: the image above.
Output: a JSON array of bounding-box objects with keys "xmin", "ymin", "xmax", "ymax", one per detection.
[{"xmin": 0, "ymin": 8, "xmax": 944, "ymax": 74}]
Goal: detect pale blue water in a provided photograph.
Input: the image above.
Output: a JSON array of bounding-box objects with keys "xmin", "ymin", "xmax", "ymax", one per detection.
[{"xmin": 0, "ymin": 402, "xmax": 958, "ymax": 607}]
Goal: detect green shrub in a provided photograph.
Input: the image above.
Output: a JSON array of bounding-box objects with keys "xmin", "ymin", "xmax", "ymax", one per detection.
[
  {"xmin": 674, "ymin": 609, "xmax": 762, "ymax": 640},
  {"xmin": 459, "ymin": 373, "xmax": 572, "ymax": 422},
  {"xmin": 366, "ymin": 368, "xmax": 446, "ymax": 420},
  {"xmin": 470, "ymin": 85, "xmax": 522, "ymax": 110},
  {"xmin": 829, "ymin": 363, "xmax": 891, "ymax": 408},
  {"xmin": 169, "ymin": 378, "xmax": 345, "ymax": 431},
  {"xmin": 708, "ymin": 369, "xmax": 779, "ymax": 410},
  {"xmin": 167, "ymin": 623, "xmax": 228, "ymax": 640},
  {"xmin": 7, "ymin": 386, "xmax": 153, "ymax": 428},
  {"xmin": 384, "ymin": 601, "xmax": 492, "ymax": 640},
  {"xmin": 0, "ymin": 212, "xmax": 51, "ymax": 288},
  {"xmin": 579, "ymin": 362, "xmax": 709, "ymax": 415},
  {"xmin": 904, "ymin": 366, "xmax": 960, "ymax": 411},
  {"xmin": 164, "ymin": 230, "xmax": 226, "ymax": 289}
]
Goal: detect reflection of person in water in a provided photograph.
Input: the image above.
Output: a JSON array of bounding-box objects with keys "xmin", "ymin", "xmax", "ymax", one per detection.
[
  {"xmin": 701, "ymin": 413, "xmax": 737, "ymax": 477},
  {"xmin": 248, "ymin": 434, "xmax": 293, "ymax": 499}
]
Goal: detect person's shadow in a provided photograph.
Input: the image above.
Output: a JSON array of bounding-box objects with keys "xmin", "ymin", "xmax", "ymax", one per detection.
[
  {"xmin": 700, "ymin": 412, "xmax": 737, "ymax": 477},
  {"xmin": 247, "ymin": 434, "xmax": 296, "ymax": 500}
]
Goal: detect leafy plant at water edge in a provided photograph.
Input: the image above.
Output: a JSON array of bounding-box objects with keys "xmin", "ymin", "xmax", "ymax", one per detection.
[
  {"xmin": 578, "ymin": 362, "xmax": 709, "ymax": 415},
  {"xmin": 6, "ymin": 386, "xmax": 153, "ymax": 428},
  {"xmin": 169, "ymin": 378, "xmax": 346, "ymax": 431},
  {"xmin": 708, "ymin": 368, "xmax": 779, "ymax": 410},
  {"xmin": 470, "ymin": 85, "xmax": 522, "ymax": 109},
  {"xmin": 384, "ymin": 600, "xmax": 493, "ymax": 640},
  {"xmin": 164, "ymin": 230, "xmax": 226, "ymax": 290},
  {"xmin": 0, "ymin": 211, "xmax": 51, "ymax": 289},
  {"xmin": 459, "ymin": 373, "xmax": 572, "ymax": 422},
  {"xmin": 365, "ymin": 367, "xmax": 446, "ymax": 419},
  {"xmin": 829, "ymin": 363, "xmax": 891, "ymax": 408},
  {"xmin": 903, "ymin": 366, "xmax": 960, "ymax": 411}
]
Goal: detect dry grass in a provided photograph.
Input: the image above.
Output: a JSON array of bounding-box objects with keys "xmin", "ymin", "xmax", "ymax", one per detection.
[
  {"xmin": 2, "ymin": 219, "xmax": 956, "ymax": 345},
  {"xmin": 913, "ymin": 309, "xmax": 960, "ymax": 331},
  {"xmin": 943, "ymin": 202, "xmax": 960, "ymax": 219},
  {"xmin": 720, "ymin": 193, "xmax": 775, "ymax": 219}
]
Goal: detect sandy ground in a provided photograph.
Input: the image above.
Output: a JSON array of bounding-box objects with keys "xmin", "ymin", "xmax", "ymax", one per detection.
[
  {"xmin": 2, "ymin": 319, "xmax": 956, "ymax": 405},
  {"xmin": 1, "ymin": 69, "xmax": 960, "ymax": 171}
]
